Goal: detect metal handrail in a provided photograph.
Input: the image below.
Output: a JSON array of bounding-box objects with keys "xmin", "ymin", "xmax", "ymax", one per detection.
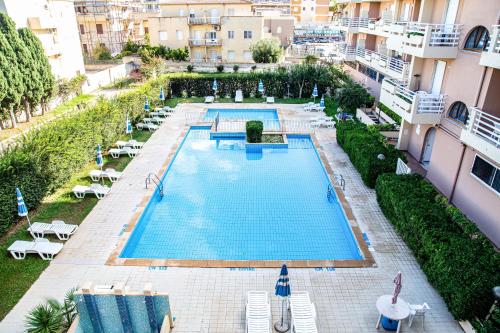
[
  {"xmin": 145, "ymin": 173, "xmax": 164, "ymax": 198},
  {"xmin": 333, "ymin": 173, "xmax": 345, "ymax": 191}
]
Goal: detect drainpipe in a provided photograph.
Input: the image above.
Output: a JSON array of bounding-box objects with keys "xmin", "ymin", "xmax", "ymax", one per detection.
[{"xmin": 448, "ymin": 66, "xmax": 488, "ymax": 203}]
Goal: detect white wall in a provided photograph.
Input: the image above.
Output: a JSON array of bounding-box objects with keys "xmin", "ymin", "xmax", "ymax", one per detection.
[{"xmin": 82, "ymin": 62, "xmax": 136, "ymax": 93}]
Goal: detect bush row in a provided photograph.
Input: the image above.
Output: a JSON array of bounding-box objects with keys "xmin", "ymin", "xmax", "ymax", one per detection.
[
  {"xmin": 375, "ymin": 173, "xmax": 500, "ymax": 321},
  {"xmin": 0, "ymin": 77, "xmax": 169, "ymax": 235},
  {"xmin": 335, "ymin": 121, "xmax": 404, "ymax": 188}
]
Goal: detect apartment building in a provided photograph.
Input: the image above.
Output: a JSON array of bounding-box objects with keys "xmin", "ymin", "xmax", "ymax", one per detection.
[
  {"xmin": 291, "ymin": 0, "xmax": 330, "ymax": 23},
  {"xmin": 334, "ymin": 0, "xmax": 500, "ymax": 246},
  {"xmin": 252, "ymin": 0, "xmax": 291, "ymax": 16},
  {"xmin": 74, "ymin": 0, "xmax": 147, "ymax": 56},
  {"xmin": 0, "ymin": 0, "xmax": 85, "ymax": 79},
  {"xmin": 149, "ymin": 0, "xmax": 293, "ymax": 63}
]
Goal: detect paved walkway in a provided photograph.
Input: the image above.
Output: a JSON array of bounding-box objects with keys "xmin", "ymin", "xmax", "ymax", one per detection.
[{"xmin": 0, "ymin": 104, "xmax": 462, "ymax": 333}]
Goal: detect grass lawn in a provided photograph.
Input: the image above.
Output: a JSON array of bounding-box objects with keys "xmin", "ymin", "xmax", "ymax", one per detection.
[
  {"xmin": 0, "ymin": 94, "xmax": 94, "ymax": 142},
  {"xmin": 0, "ymin": 130, "xmax": 152, "ymax": 320}
]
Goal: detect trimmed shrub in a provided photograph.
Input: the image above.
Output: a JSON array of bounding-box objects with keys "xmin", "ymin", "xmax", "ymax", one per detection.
[
  {"xmin": 379, "ymin": 102, "xmax": 402, "ymax": 124},
  {"xmin": 375, "ymin": 173, "xmax": 500, "ymax": 321},
  {"xmin": 186, "ymin": 65, "xmax": 194, "ymax": 73},
  {"xmin": 336, "ymin": 121, "xmax": 405, "ymax": 188},
  {"xmin": 216, "ymin": 64, "xmax": 224, "ymax": 73},
  {"xmin": 233, "ymin": 65, "xmax": 239, "ymax": 73},
  {"xmin": 0, "ymin": 76, "xmax": 170, "ymax": 235},
  {"xmin": 246, "ymin": 121, "xmax": 263, "ymax": 143}
]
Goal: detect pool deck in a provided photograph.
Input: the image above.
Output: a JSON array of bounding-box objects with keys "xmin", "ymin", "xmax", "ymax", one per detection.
[{"xmin": 0, "ymin": 103, "xmax": 462, "ymax": 333}]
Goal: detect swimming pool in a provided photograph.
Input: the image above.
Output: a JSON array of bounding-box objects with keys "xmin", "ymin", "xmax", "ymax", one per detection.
[
  {"xmin": 120, "ymin": 126, "xmax": 363, "ymax": 262},
  {"xmin": 204, "ymin": 108, "xmax": 279, "ymax": 122}
]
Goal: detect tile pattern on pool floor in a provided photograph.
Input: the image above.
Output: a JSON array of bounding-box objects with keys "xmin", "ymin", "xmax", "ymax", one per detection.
[
  {"xmin": 0, "ymin": 103, "xmax": 462, "ymax": 333},
  {"xmin": 120, "ymin": 128, "xmax": 361, "ymax": 261}
]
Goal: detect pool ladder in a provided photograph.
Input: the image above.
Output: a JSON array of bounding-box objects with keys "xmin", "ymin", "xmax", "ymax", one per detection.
[
  {"xmin": 145, "ymin": 173, "xmax": 164, "ymax": 199},
  {"xmin": 327, "ymin": 173, "xmax": 345, "ymax": 202}
]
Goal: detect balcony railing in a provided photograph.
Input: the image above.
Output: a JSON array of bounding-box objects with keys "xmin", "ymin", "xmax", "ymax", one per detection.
[
  {"xmin": 403, "ymin": 23, "xmax": 461, "ymax": 47},
  {"xmin": 355, "ymin": 47, "xmax": 410, "ymax": 81},
  {"xmin": 334, "ymin": 17, "xmax": 369, "ymax": 30},
  {"xmin": 189, "ymin": 39, "xmax": 222, "ymax": 47},
  {"xmin": 380, "ymin": 79, "xmax": 445, "ymax": 124},
  {"xmin": 480, "ymin": 25, "xmax": 500, "ymax": 69},
  {"xmin": 188, "ymin": 17, "xmax": 221, "ymax": 25},
  {"xmin": 465, "ymin": 108, "xmax": 500, "ymax": 148},
  {"xmin": 336, "ymin": 43, "xmax": 356, "ymax": 61}
]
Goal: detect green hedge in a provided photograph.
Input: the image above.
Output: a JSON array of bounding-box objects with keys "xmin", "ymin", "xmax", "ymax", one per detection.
[
  {"xmin": 246, "ymin": 121, "xmax": 263, "ymax": 143},
  {"xmin": 336, "ymin": 121, "xmax": 405, "ymax": 188},
  {"xmin": 166, "ymin": 70, "xmax": 340, "ymax": 99},
  {"xmin": 379, "ymin": 102, "xmax": 402, "ymax": 124},
  {"xmin": 375, "ymin": 173, "xmax": 500, "ymax": 321},
  {"xmin": 0, "ymin": 77, "xmax": 170, "ymax": 236}
]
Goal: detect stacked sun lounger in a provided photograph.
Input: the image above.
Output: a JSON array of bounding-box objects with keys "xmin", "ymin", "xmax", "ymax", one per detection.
[
  {"xmin": 290, "ymin": 292, "xmax": 318, "ymax": 333},
  {"xmin": 108, "ymin": 147, "xmax": 139, "ymax": 159},
  {"xmin": 116, "ymin": 139, "xmax": 144, "ymax": 149},
  {"xmin": 246, "ymin": 291, "xmax": 271, "ymax": 333},
  {"xmin": 235, "ymin": 90, "xmax": 243, "ymax": 103},
  {"xmin": 72, "ymin": 183, "xmax": 111, "ymax": 199},
  {"xmin": 28, "ymin": 220, "xmax": 78, "ymax": 240},
  {"xmin": 89, "ymin": 168, "xmax": 122, "ymax": 182},
  {"xmin": 205, "ymin": 96, "xmax": 214, "ymax": 103},
  {"xmin": 8, "ymin": 238, "xmax": 63, "ymax": 260},
  {"xmin": 304, "ymin": 103, "xmax": 325, "ymax": 112}
]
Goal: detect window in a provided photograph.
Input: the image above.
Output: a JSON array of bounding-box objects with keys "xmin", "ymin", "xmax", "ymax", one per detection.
[
  {"xmin": 277, "ymin": 26, "xmax": 282, "ymax": 34},
  {"xmin": 159, "ymin": 31, "xmax": 168, "ymax": 41},
  {"xmin": 378, "ymin": 73, "xmax": 385, "ymax": 83},
  {"xmin": 366, "ymin": 67, "xmax": 377, "ymax": 81},
  {"xmin": 228, "ymin": 30, "xmax": 235, "ymax": 39},
  {"xmin": 228, "ymin": 50, "xmax": 235, "ymax": 60},
  {"xmin": 144, "ymin": 27, "xmax": 149, "ymax": 34},
  {"xmin": 244, "ymin": 50, "xmax": 252, "ymax": 60},
  {"xmin": 303, "ymin": 7, "xmax": 306, "ymax": 11},
  {"xmin": 179, "ymin": 9, "xmax": 184, "ymax": 16},
  {"xmin": 79, "ymin": 24, "xmax": 85, "ymax": 34},
  {"xmin": 244, "ymin": 30, "xmax": 252, "ymax": 39},
  {"xmin": 176, "ymin": 30, "xmax": 183, "ymax": 40},
  {"xmin": 471, "ymin": 155, "xmax": 500, "ymax": 193},
  {"xmin": 82, "ymin": 44, "xmax": 88, "ymax": 54},
  {"xmin": 448, "ymin": 101, "xmax": 469, "ymax": 124},
  {"xmin": 464, "ymin": 26, "xmax": 490, "ymax": 51},
  {"xmin": 96, "ymin": 24, "xmax": 103, "ymax": 34}
]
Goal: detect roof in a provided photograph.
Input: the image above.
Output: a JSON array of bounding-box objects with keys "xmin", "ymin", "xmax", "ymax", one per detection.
[{"xmin": 159, "ymin": 0, "xmax": 252, "ymax": 5}]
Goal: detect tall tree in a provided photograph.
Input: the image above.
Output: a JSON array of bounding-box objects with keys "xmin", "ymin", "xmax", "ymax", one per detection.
[
  {"xmin": 18, "ymin": 28, "xmax": 49, "ymax": 115},
  {"xmin": 0, "ymin": 14, "xmax": 39, "ymax": 123},
  {"xmin": 0, "ymin": 28, "xmax": 23, "ymax": 128}
]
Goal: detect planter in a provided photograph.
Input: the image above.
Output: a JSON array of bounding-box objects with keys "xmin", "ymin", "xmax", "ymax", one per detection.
[
  {"xmin": 368, "ymin": 23, "xmax": 376, "ymax": 30},
  {"xmin": 379, "ymin": 60, "xmax": 387, "ymax": 67},
  {"xmin": 407, "ymin": 34, "xmax": 424, "ymax": 46}
]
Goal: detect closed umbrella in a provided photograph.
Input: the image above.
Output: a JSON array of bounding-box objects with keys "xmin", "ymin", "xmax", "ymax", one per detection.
[
  {"xmin": 125, "ymin": 114, "xmax": 133, "ymax": 139},
  {"xmin": 320, "ymin": 95, "xmax": 325, "ymax": 108},
  {"xmin": 258, "ymin": 79, "xmax": 265, "ymax": 96},
  {"xmin": 312, "ymin": 83, "xmax": 318, "ymax": 103},
  {"xmin": 16, "ymin": 188, "xmax": 31, "ymax": 228},
  {"xmin": 96, "ymin": 144, "xmax": 104, "ymax": 184},
  {"xmin": 144, "ymin": 97, "xmax": 150, "ymax": 112},
  {"xmin": 274, "ymin": 264, "xmax": 291, "ymax": 332},
  {"xmin": 159, "ymin": 87, "xmax": 165, "ymax": 106},
  {"xmin": 392, "ymin": 271, "xmax": 402, "ymax": 305}
]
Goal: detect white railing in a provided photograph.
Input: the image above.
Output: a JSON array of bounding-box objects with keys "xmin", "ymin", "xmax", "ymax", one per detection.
[
  {"xmin": 188, "ymin": 17, "xmax": 221, "ymax": 25},
  {"xmin": 387, "ymin": 22, "xmax": 462, "ymax": 47},
  {"xmin": 282, "ymin": 120, "xmax": 313, "ymax": 133},
  {"xmin": 334, "ymin": 17, "xmax": 369, "ymax": 29},
  {"xmin": 185, "ymin": 111, "xmax": 205, "ymax": 124},
  {"xmin": 188, "ymin": 39, "xmax": 205, "ymax": 46},
  {"xmin": 252, "ymin": 0, "xmax": 290, "ymax": 4},
  {"xmin": 355, "ymin": 47, "xmax": 410, "ymax": 79},
  {"xmin": 466, "ymin": 107, "xmax": 500, "ymax": 147},
  {"xmin": 336, "ymin": 43, "xmax": 356, "ymax": 59},
  {"xmin": 385, "ymin": 79, "xmax": 445, "ymax": 114},
  {"xmin": 485, "ymin": 25, "xmax": 500, "ymax": 54},
  {"xmin": 396, "ymin": 158, "xmax": 412, "ymax": 175},
  {"xmin": 216, "ymin": 119, "xmax": 281, "ymax": 132}
]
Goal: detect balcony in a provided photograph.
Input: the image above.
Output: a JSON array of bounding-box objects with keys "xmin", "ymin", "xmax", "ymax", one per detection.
[
  {"xmin": 335, "ymin": 0, "xmax": 361, "ymax": 3},
  {"xmin": 479, "ymin": 25, "xmax": 500, "ymax": 70},
  {"xmin": 27, "ymin": 16, "xmax": 57, "ymax": 30},
  {"xmin": 385, "ymin": 22, "xmax": 462, "ymax": 58},
  {"xmin": 187, "ymin": 17, "xmax": 221, "ymax": 25},
  {"xmin": 335, "ymin": 43, "xmax": 356, "ymax": 61},
  {"xmin": 379, "ymin": 79, "xmax": 445, "ymax": 124},
  {"xmin": 188, "ymin": 39, "xmax": 222, "ymax": 47},
  {"xmin": 460, "ymin": 108, "xmax": 500, "ymax": 164},
  {"xmin": 355, "ymin": 47, "xmax": 410, "ymax": 81},
  {"xmin": 333, "ymin": 17, "xmax": 367, "ymax": 33}
]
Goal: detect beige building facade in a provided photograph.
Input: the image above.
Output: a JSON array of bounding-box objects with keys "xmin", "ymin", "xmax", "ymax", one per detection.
[
  {"xmin": 149, "ymin": 0, "xmax": 293, "ymax": 63},
  {"xmin": 74, "ymin": 0, "xmax": 148, "ymax": 56},
  {"xmin": 291, "ymin": 0, "xmax": 330, "ymax": 23},
  {"xmin": 0, "ymin": 0, "xmax": 85, "ymax": 79},
  {"xmin": 335, "ymin": 0, "xmax": 500, "ymax": 247}
]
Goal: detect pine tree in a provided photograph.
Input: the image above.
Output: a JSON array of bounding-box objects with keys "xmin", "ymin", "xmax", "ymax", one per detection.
[
  {"xmin": 0, "ymin": 13, "xmax": 38, "ymax": 123},
  {"xmin": 18, "ymin": 28, "xmax": 49, "ymax": 115},
  {"xmin": 0, "ymin": 28, "xmax": 23, "ymax": 128}
]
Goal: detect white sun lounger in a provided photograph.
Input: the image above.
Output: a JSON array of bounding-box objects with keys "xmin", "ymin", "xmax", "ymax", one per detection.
[
  {"xmin": 205, "ymin": 96, "xmax": 214, "ymax": 103},
  {"xmin": 235, "ymin": 90, "xmax": 243, "ymax": 103},
  {"xmin": 136, "ymin": 122, "xmax": 159, "ymax": 131},
  {"xmin": 266, "ymin": 97, "xmax": 275, "ymax": 104},
  {"xmin": 8, "ymin": 238, "xmax": 63, "ymax": 260},
  {"xmin": 108, "ymin": 147, "xmax": 139, "ymax": 159},
  {"xmin": 290, "ymin": 292, "xmax": 318, "ymax": 333},
  {"xmin": 89, "ymin": 168, "xmax": 123, "ymax": 182},
  {"xmin": 246, "ymin": 291, "xmax": 271, "ymax": 333},
  {"xmin": 116, "ymin": 140, "xmax": 144, "ymax": 149},
  {"xmin": 150, "ymin": 111, "xmax": 170, "ymax": 118},
  {"xmin": 28, "ymin": 220, "xmax": 77, "ymax": 240},
  {"xmin": 72, "ymin": 183, "xmax": 111, "ymax": 199}
]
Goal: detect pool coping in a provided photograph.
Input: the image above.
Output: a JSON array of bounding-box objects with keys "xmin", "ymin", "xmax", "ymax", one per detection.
[{"xmin": 106, "ymin": 116, "xmax": 375, "ymax": 268}]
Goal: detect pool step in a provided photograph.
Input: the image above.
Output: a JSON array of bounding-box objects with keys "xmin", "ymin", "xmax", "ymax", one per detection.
[{"xmin": 145, "ymin": 173, "xmax": 164, "ymax": 199}]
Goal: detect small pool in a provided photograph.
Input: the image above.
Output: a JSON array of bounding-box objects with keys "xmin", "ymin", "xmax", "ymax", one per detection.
[
  {"xmin": 120, "ymin": 126, "xmax": 362, "ymax": 261},
  {"xmin": 204, "ymin": 108, "xmax": 279, "ymax": 122}
]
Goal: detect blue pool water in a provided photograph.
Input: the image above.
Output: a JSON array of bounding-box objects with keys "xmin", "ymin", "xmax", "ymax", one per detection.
[
  {"xmin": 120, "ymin": 127, "xmax": 362, "ymax": 261},
  {"xmin": 204, "ymin": 108, "xmax": 279, "ymax": 122}
]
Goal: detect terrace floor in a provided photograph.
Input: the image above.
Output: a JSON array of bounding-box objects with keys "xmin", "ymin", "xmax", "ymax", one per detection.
[{"xmin": 0, "ymin": 103, "xmax": 462, "ymax": 333}]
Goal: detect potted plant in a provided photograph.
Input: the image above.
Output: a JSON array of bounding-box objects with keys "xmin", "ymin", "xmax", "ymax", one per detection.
[{"xmin": 406, "ymin": 31, "xmax": 424, "ymax": 46}]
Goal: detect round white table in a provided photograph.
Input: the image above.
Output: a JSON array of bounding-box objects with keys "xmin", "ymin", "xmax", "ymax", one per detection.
[{"xmin": 375, "ymin": 295, "xmax": 410, "ymax": 333}]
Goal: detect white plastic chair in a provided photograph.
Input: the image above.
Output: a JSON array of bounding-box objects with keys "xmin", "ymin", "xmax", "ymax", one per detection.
[
  {"xmin": 246, "ymin": 291, "xmax": 271, "ymax": 333},
  {"xmin": 8, "ymin": 238, "xmax": 63, "ymax": 260},
  {"xmin": 408, "ymin": 303, "xmax": 430, "ymax": 328},
  {"xmin": 290, "ymin": 291, "xmax": 318, "ymax": 333},
  {"xmin": 28, "ymin": 220, "xmax": 77, "ymax": 240}
]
